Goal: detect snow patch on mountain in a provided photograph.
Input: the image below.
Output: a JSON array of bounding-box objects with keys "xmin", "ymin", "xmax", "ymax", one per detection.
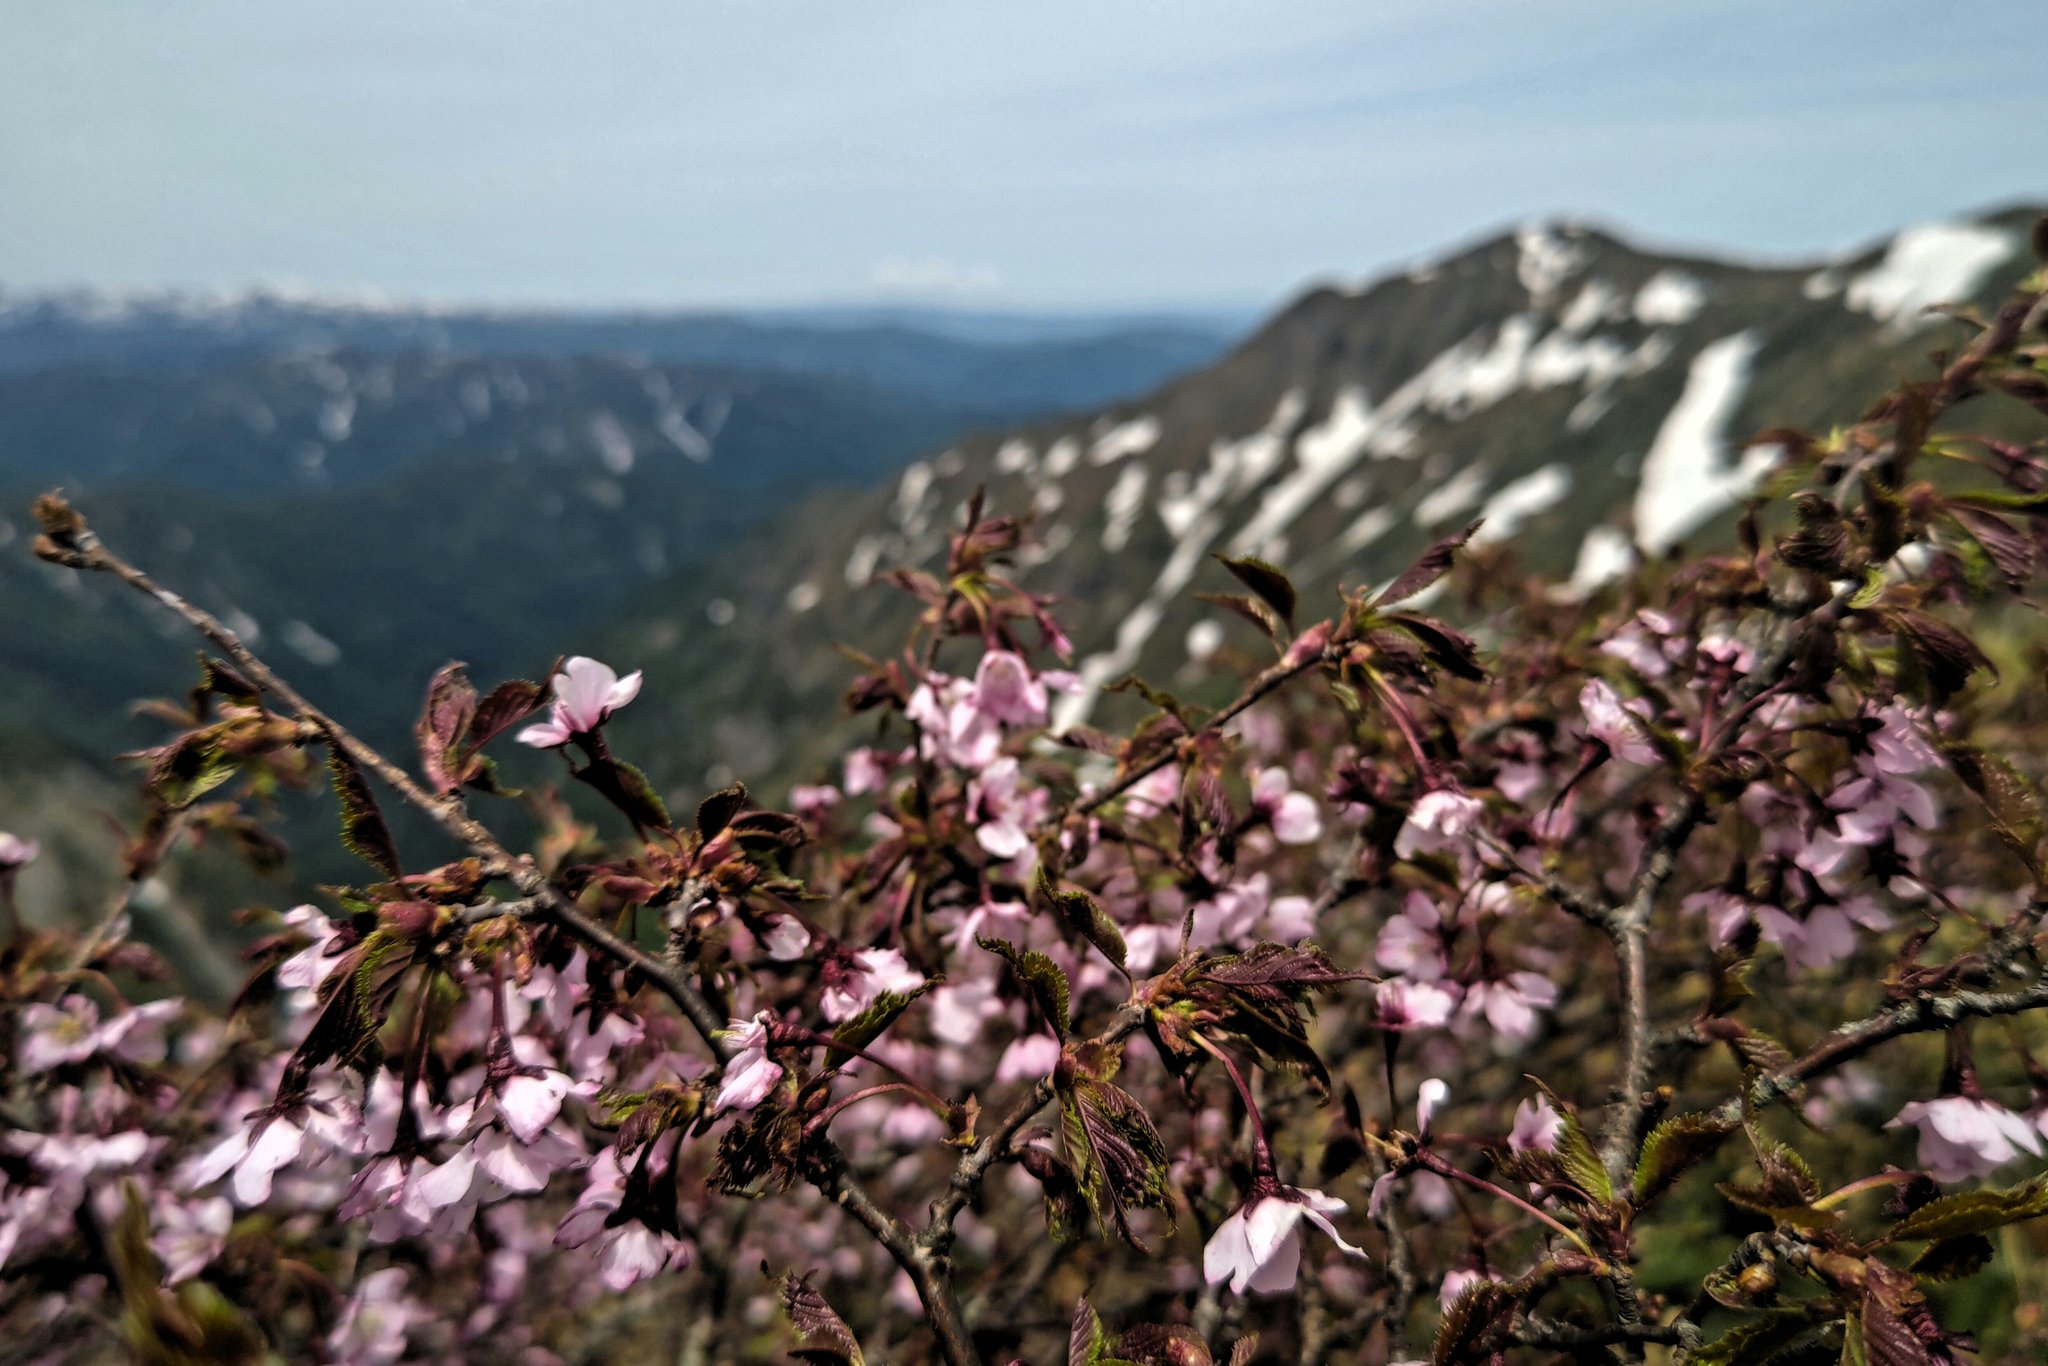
[
  {"xmin": 1061, "ymin": 394, "xmax": 1304, "ymax": 729},
  {"xmin": 1633, "ymin": 331, "xmax": 1771, "ymax": 552},
  {"xmin": 1560, "ymin": 281, "xmax": 1625, "ymax": 332},
  {"xmin": 1415, "ymin": 466, "xmax": 1489, "ymax": 527},
  {"xmin": 1845, "ymin": 223, "xmax": 2014, "ymax": 334},
  {"xmin": 1090, "ymin": 416, "xmax": 1160, "ymax": 465},
  {"xmin": 1568, "ymin": 525, "xmax": 1637, "ymax": 594},
  {"xmin": 1472, "ymin": 464, "xmax": 1573, "ymax": 544},
  {"xmin": 1516, "ymin": 226, "xmax": 1587, "ymax": 303},
  {"xmin": 1102, "ymin": 464, "xmax": 1149, "ymax": 552},
  {"xmin": 1633, "ymin": 271, "xmax": 1708, "ymax": 326}
]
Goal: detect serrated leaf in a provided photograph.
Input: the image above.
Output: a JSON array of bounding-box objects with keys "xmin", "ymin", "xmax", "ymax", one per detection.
[
  {"xmin": 468, "ymin": 678, "xmax": 544, "ymax": 749},
  {"xmin": 1685, "ymin": 1310, "xmax": 1823, "ymax": 1366},
  {"xmin": 194, "ymin": 654, "xmax": 262, "ymax": 706},
  {"xmin": 1533, "ymin": 1082, "xmax": 1613, "ymax": 1204},
  {"xmin": 979, "ymin": 935, "xmax": 1071, "ymax": 1038},
  {"xmin": 1432, "ymin": 1277, "xmax": 1517, "ymax": 1366},
  {"xmin": 1070, "ymin": 1297, "xmax": 1109, "ymax": 1366},
  {"xmin": 1633, "ymin": 1111, "xmax": 1736, "ymax": 1207},
  {"xmin": 1037, "ymin": 867, "xmax": 1128, "ymax": 973},
  {"xmin": 1383, "ymin": 612, "xmax": 1487, "ymax": 682},
  {"xmin": 324, "ymin": 734, "xmax": 401, "ymax": 878},
  {"xmin": 150, "ymin": 731, "xmax": 239, "ymax": 810},
  {"xmin": 1942, "ymin": 742, "xmax": 2044, "ymax": 874},
  {"xmin": 697, "ymin": 782, "xmax": 749, "ymax": 837},
  {"xmin": 1215, "ymin": 554, "xmax": 1296, "ymax": 627},
  {"xmin": 1908, "ymin": 1233, "xmax": 1994, "ymax": 1282},
  {"xmin": 416, "ymin": 663, "xmax": 478, "ymax": 796},
  {"xmin": 1379, "ymin": 519, "xmax": 1481, "ymax": 609},
  {"xmin": 826, "ymin": 982, "xmax": 935, "ymax": 1061},
  {"xmin": 1195, "ymin": 591, "xmax": 1284, "ymax": 642},
  {"xmin": 1885, "ymin": 608, "xmax": 1991, "ymax": 703},
  {"xmin": 573, "ymin": 755, "xmax": 672, "ymax": 833},
  {"xmin": 1886, "ymin": 1175, "xmax": 2048, "ymax": 1241},
  {"xmin": 1714, "ymin": 1183, "xmax": 1839, "ymax": 1229},
  {"xmin": 778, "ymin": 1270, "xmax": 865, "ymax": 1366},
  {"xmin": 1061, "ymin": 1076, "xmax": 1172, "ymax": 1249}
]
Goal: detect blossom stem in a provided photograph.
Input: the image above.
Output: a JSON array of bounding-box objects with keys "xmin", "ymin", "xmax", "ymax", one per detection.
[
  {"xmin": 1193, "ymin": 1031, "xmax": 1276, "ymax": 1179},
  {"xmin": 1416, "ymin": 1151, "xmax": 1595, "ymax": 1257}
]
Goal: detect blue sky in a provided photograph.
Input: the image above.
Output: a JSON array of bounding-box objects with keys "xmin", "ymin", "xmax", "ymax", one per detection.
[{"xmin": 3, "ymin": 1, "xmax": 2043, "ymax": 311}]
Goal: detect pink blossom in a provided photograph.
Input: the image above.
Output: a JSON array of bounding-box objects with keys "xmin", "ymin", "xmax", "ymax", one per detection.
[
  {"xmin": 1459, "ymin": 972, "xmax": 1558, "ymax": 1043},
  {"xmin": 970, "ymin": 756, "xmax": 1048, "ymax": 861},
  {"xmin": 1889, "ymin": 1096, "xmax": 2043, "ymax": 1183},
  {"xmin": 995, "ymin": 1033, "xmax": 1062, "ymax": 1085},
  {"xmin": 1862, "ymin": 703, "xmax": 1939, "ymax": 777},
  {"xmin": 1373, "ymin": 979, "xmax": 1458, "ymax": 1031},
  {"xmin": 928, "ymin": 977, "xmax": 1008, "ymax": 1048},
  {"xmin": 1202, "ymin": 1186, "xmax": 1365, "ymax": 1295},
  {"xmin": 1374, "ymin": 892, "xmax": 1446, "ymax": 980},
  {"xmin": 515, "ymin": 655, "xmax": 642, "ymax": 747},
  {"xmin": 553, "ymin": 1147, "xmax": 690, "ymax": 1291},
  {"xmin": 757, "ymin": 914, "xmax": 812, "ymax": 961},
  {"xmin": 1756, "ymin": 900, "xmax": 1891, "ymax": 974},
  {"xmin": 189, "ymin": 1114, "xmax": 307, "ymax": 1206},
  {"xmin": 151, "ymin": 1195, "xmax": 232, "ymax": 1284},
  {"xmin": 821, "ymin": 947, "xmax": 926, "ymax": 1023},
  {"xmin": 1252, "ymin": 767, "xmax": 1323, "ymax": 845},
  {"xmin": 0, "ymin": 832, "xmax": 38, "ymax": 869},
  {"xmin": 1681, "ymin": 888, "xmax": 1753, "ymax": 950},
  {"xmin": 1599, "ymin": 609, "xmax": 1679, "ymax": 679},
  {"xmin": 971, "ymin": 650, "xmax": 1049, "ymax": 727},
  {"xmin": 713, "ymin": 1013, "xmax": 783, "ymax": 1114},
  {"xmin": 788, "ymin": 784, "xmax": 841, "ymax": 821},
  {"xmin": 1578, "ymin": 680, "xmax": 1657, "ymax": 765},
  {"xmin": 842, "ymin": 747, "xmax": 900, "ymax": 797},
  {"xmin": 1509, "ymin": 1095, "xmax": 1563, "ymax": 1153},
  {"xmin": 1416, "ymin": 1078, "xmax": 1449, "ymax": 1138},
  {"xmin": 1395, "ymin": 788, "xmax": 1485, "ymax": 860},
  {"xmin": 326, "ymin": 1266, "xmax": 417, "ymax": 1365}
]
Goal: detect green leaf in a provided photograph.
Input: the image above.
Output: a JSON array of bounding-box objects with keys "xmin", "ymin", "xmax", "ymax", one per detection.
[
  {"xmin": 150, "ymin": 731, "xmax": 239, "ymax": 810},
  {"xmin": 1633, "ymin": 1111, "xmax": 1736, "ymax": 1207},
  {"xmin": 1908, "ymin": 1233, "xmax": 1995, "ymax": 1282},
  {"xmin": 1432, "ymin": 1277, "xmax": 1517, "ymax": 1366},
  {"xmin": 573, "ymin": 755, "xmax": 672, "ymax": 833},
  {"xmin": 1070, "ymin": 1297, "xmax": 1110, "ymax": 1366},
  {"xmin": 1942, "ymin": 742, "xmax": 2044, "ymax": 874},
  {"xmin": 1060, "ymin": 1074, "xmax": 1172, "ymax": 1249},
  {"xmin": 1886, "ymin": 1175, "xmax": 2048, "ymax": 1242},
  {"xmin": 324, "ymin": 733, "xmax": 401, "ymax": 878},
  {"xmin": 1037, "ymin": 867, "xmax": 1128, "ymax": 973},
  {"xmin": 979, "ymin": 935, "xmax": 1072, "ymax": 1038},
  {"xmin": 1534, "ymin": 1082, "xmax": 1614, "ymax": 1204},
  {"xmin": 1684, "ymin": 1310, "xmax": 1823, "ymax": 1366},
  {"xmin": 826, "ymin": 981, "xmax": 936, "ymax": 1062},
  {"xmin": 1214, "ymin": 553, "xmax": 1296, "ymax": 627}
]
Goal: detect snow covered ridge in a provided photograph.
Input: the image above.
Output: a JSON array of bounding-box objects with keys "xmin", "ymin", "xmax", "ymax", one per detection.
[{"xmin": 1844, "ymin": 222, "xmax": 2017, "ymax": 332}]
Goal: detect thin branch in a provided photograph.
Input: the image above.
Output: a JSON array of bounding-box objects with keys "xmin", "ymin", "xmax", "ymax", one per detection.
[
  {"xmin": 1071, "ymin": 647, "xmax": 1333, "ymax": 819},
  {"xmin": 44, "ymin": 508, "xmax": 988, "ymax": 1366}
]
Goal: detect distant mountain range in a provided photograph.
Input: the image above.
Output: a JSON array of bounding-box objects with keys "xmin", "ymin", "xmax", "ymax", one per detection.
[
  {"xmin": 2, "ymin": 203, "xmax": 2040, "ymax": 954},
  {"xmin": 592, "ymin": 203, "xmax": 2046, "ymax": 794}
]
